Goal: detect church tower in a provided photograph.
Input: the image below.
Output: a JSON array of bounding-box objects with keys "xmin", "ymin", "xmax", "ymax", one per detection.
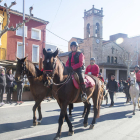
[{"xmin": 83, "ymin": 5, "xmax": 103, "ymax": 65}]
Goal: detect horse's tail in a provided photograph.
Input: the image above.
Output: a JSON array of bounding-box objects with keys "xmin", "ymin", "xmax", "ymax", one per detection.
[{"xmin": 97, "ymin": 83, "xmax": 102, "ymax": 118}]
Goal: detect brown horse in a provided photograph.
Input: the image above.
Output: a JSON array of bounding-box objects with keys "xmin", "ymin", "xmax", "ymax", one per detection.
[
  {"xmin": 43, "ymin": 49, "xmax": 101, "ymax": 140},
  {"xmin": 15, "ymin": 57, "xmax": 52, "ymax": 126}
]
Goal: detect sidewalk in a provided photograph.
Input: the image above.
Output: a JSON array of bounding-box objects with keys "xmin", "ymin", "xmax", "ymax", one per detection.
[{"xmin": 0, "ymin": 97, "xmax": 56, "ymax": 108}]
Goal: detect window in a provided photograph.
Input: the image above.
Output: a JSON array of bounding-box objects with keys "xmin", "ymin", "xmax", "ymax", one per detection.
[
  {"xmin": 114, "ymin": 57, "xmax": 117, "ymax": 63},
  {"xmin": 32, "ymin": 45, "xmax": 39, "ymax": 63},
  {"xmin": 16, "ymin": 25, "xmax": 27, "ymax": 37},
  {"xmin": 111, "ymin": 56, "xmax": 114, "ymax": 63},
  {"xmin": 107, "ymin": 56, "xmax": 110, "ymax": 63},
  {"xmin": 95, "ymin": 23, "xmax": 100, "ymax": 37},
  {"xmin": 87, "ymin": 23, "xmax": 90, "ymax": 38},
  {"xmin": 31, "ymin": 28, "xmax": 41, "ymax": 40},
  {"xmin": 17, "ymin": 42, "xmax": 24, "ymax": 59}
]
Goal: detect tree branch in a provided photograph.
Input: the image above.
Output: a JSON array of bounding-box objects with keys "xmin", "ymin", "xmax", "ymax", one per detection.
[{"xmin": 0, "ymin": 1, "xmax": 33, "ymax": 37}]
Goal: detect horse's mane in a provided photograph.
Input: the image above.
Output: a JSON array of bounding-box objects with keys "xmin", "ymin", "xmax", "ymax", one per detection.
[{"xmin": 26, "ymin": 60, "xmax": 43, "ymax": 77}]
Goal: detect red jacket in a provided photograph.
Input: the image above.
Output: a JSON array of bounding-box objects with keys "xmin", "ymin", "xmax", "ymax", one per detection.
[
  {"xmin": 66, "ymin": 52, "xmax": 84, "ymax": 70},
  {"xmin": 85, "ymin": 64, "xmax": 100, "ymax": 77},
  {"xmin": 135, "ymin": 70, "xmax": 140, "ymax": 82},
  {"xmin": 99, "ymin": 77, "xmax": 104, "ymax": 82}
]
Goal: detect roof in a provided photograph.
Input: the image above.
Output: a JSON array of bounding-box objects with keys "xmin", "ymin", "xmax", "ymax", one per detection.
[
  {"xmin": 0, "ymin": 5, "xmax": 49, "ymax": 25},
  {"xmin": 58, "ymin": 52, "xmax": 70, "ymax": 57}
]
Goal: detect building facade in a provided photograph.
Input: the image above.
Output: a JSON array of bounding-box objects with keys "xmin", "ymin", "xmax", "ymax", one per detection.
[
  {"xmin": 0, "ymin": 6, "xmax": 49, "ymax": 66},
  {"xmin": 60, "ymin": 5, "xmax": 140, "ymax": 81}
]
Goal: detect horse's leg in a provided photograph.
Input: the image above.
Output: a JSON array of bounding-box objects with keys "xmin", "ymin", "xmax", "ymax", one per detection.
[
  {"xmin": 69, "ymin": 103, "xmax": 73, "ymax": 117},
  {"xmin": 65, "ymin": 112, "xmax": 74, "ymax": 136},
  {"xmin": 82, "ymin": 103, "xmax": 87, "ymax": 118},
  {"xmin": 83, "ymin": 101, "xmax": 91, "ymax": 127},
  {"xmin": 33, "ymin": 101, "xmax": 40, "ymax": 126},
  {"xmin": 89, "ymin": 95, "xmax": 100, "ymax": 129},
  {"xmin": 37, "ymin": 102, "xmax": 42, "ymax": 124},
  {"xmin": 54, "ymin": 103, "xmax": 67, "ymax": 140},
  {"xmin": 131, "ymin": 97, "xmax": 135, "ymax": 115}
]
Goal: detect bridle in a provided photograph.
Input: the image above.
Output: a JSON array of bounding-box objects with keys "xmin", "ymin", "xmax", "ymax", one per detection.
[{"xmin": 43, "ymin": 57, "xmax": 71, "ymax": 86}]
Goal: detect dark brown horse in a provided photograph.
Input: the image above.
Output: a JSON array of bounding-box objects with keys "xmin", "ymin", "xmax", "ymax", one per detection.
[
  {"xmin": 15, "ymin": 57, "xmax": 52, "ymax": 126},
  {"xmin": 43, "ymin": 49, "xmax": 101, "ymax": 140}
]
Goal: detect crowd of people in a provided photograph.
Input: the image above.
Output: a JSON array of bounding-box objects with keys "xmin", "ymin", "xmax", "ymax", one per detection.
[{"xmin": 0, "ymin": 67, "xmax": 24, "ymax": 106}]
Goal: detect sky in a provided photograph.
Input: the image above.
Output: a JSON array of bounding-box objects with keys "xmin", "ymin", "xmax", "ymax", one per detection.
[{"xmin": 1, "ymin": 0, "xmax": 140, "ymax": 52}]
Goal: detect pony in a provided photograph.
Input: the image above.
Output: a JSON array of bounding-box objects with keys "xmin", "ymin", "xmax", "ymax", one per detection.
[
  {"xmin": 15, "ymin": 57, "xmax": 52, "ymax": 125},
  {"xmin": 129, "ymin": 72, "xmax": 140, "ymax": 114},
  {"xmin": 43, "ymin": 48, "xmax": 101, "ymax": 140}
]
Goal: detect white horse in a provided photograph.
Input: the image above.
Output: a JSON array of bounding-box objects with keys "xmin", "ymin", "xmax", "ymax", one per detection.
[{"xmin": 129, "ymin": 72, "xmax": 140, "ymax": 115}]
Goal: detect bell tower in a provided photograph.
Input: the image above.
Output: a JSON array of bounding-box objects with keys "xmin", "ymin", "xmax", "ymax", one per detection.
[{"xmin": 83, "ymin": 5, "xmax": 103, "ymax": 65}]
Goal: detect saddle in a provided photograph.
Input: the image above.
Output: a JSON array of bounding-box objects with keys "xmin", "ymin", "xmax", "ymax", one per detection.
[{"xmin": 71, "ymin": 72, "xmax": 95, "ymax": 89}]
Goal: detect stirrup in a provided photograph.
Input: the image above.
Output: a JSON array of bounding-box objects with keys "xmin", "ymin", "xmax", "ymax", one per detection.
[{"xmin": 81, "ymin": 93, "xmax": 87, "ymax": 102}]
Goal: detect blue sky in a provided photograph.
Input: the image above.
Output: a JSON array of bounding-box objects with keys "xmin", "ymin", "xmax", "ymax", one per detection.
[{"xmin": 1, "ymin": 0, "xmax": 140, "ymax": 52}]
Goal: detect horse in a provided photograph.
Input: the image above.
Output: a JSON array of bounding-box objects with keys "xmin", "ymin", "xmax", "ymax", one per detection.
[
  {"xmin": 129, "ymin": 72, "xmax": 140, "ymax": 115},
  {"xmin": 15, "ymin": 57, "xmax": 52, "ymax": 126},
  {"xmin": 43, "ymin": 48, "xmax": 101, "ymax": 140}
]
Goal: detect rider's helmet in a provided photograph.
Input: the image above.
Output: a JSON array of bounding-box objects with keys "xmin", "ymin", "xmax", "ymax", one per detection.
[
  {"xmin": 128, "ymin": 76, "xmax": 130, "ymax": 78},
  {"xmin": 134, "ymin": 65, "xmax": 139, "ymax": 69},
  {"xmin": 47, "ymin": 48, "xmax": 53, "ymax": 53},
  {"xmin": 90, "ymin": 57, "xmax": 95, "ymax": 61},
  {"xmin": 99, "ymin": 72, "xmax": 101, "ymax": 75},
  {"xmin": 70, "ymin": 41, "xmax": 78, "ymax": 49}
]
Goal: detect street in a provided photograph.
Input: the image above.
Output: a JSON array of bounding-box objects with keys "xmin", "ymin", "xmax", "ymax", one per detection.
[{"xmin": 0, "ymin": 93, "xmax": 140, "ymax": 140}]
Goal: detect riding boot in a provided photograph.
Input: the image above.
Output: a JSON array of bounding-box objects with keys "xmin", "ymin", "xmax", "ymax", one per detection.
[{"xmin": 81, "ymin": 84, "xmax": 87, "ymax": 102}]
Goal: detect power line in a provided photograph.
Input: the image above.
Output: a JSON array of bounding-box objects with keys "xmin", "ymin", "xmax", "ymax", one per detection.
[
  {"xmin": 46, "ymin": 28, "xmax": 68, "ymax": 42},
  {"xmin": 50, "ymin": 0, "xmax": 62, "ymax": 30}
]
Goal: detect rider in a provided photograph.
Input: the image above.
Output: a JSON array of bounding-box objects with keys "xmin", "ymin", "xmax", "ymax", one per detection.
[
  {"xmin": 85, "ymin": 57, "xmax": 100, "ymax": 77},
  {"xmin": 134, "ymin": 65, "xmax": 140, "ymax": 85},
  {"xmin": 66, "ymin": 41, "xmax": 87, "ymax": 102},
  {"xmin": 98, "ymin": 73, "xmax": 104, "ymax": 82}
]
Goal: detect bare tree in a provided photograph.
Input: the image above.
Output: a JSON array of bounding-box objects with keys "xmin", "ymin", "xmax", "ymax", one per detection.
[{"xmin": 0, "ymin": 1, "xmax": 33, "ymax": 38}]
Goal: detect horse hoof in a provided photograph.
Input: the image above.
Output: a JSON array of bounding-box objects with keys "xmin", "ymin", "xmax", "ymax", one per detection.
[
  {"xmin": 38, "ymin": 120, "xmax": 42, "ymax": 125},
  {"xmin": 89, "ymin": 124, "xmax": 94, "ymax": 129},
  {"xmin": 33, "ymin": 122, "xmax": 38, "ymax": 126},
  {"xmin": 83, "ymin": 123, "xmax": 88, "ymax": 127},
  {"xmin": 68, "ymin": 131, "xmax": 74, "ymax": 136},
  {"xmin": 69, "ymin": 115, "xmax": 72, "ymax": 118},
  {"xmin": 53, "ymin": 135, "xmax": 60, "ymax": 140},
  {"xmin": 133, "ymin": 112, "xmax": 135, "ymax": 115},
  {"xmin": 82, "ymin": 114, "xmax": 85, "ymax": 118}
]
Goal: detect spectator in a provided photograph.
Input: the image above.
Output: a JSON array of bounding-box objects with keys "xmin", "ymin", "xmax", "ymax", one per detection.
[
  {"xmin": 107, "ymin": 75, "xmax": 118, "ymax": 107},
  {"xmin": 0, "ymin": 67, "xmax": 6, "ymax": 106},
  {"xmin": 119, "ymin": 79, "xmax": 124, "ymax": 92},
  {"xmin": 16, "ymin": 77, "xmax": 24, "ymax": 104},
  {"xmin": 6, "ymin": 69, "xmax": 14, "ymax": 104},
  {"xmin": 98, "ymin": 73, "xmax": 104, "ymax": 82}
]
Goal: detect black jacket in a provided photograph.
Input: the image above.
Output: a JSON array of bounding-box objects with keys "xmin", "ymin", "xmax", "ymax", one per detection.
[
  {"xmin": 16, "ymin": 78, "xmax": 24, "ymax": 87},
  {"xmin": 107, "ymin": 79, "xmax": 118, "ymax": 92},
  {"xmin": 0, "ymin": 74, "xmax": 6, "ymax": 87},
  {"xmin": 6, "ymin": 74, "xmax": 14, "ymax": 87}
]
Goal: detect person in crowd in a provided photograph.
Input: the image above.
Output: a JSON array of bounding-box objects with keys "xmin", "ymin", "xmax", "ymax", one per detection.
[
  {"xmin": 0, "ymin": 66, "xmax": 6, "ymax": 106},
  {"xmin": 16, "ymin": 77, "xmax": 24, "ymax": 104},
  {"xmin": 107, "ymin": 75, "xmax": 118, "ymax": 107},
  {"xmin": 98, "ymin": 72, "xmax": 104, "ymax": 82},
  {"xmin": 66, "ymin": 41, "xmax": 87, "ymax": 102},
  {"xmin": 85, "ymin": 57, "xmax": 100, "ymax": 77},
  {"xmin": 119, "ymin": 79, "xmax": 124, "ymax": 92},
  {"xmin": 6, "ymin": 69, "xmax": 14, "ymax": 104}
]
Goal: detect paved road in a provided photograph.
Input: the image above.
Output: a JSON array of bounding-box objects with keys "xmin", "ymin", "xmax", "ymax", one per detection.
[{"xmin": 0, "ymin": 93, "xmax": 140, "ymax": 140}]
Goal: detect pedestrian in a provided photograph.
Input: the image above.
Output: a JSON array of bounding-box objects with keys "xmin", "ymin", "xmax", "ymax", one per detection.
[
  {"xmin": 6, "ymin": 69, "xmax": 14, "ymax": 104},
  {"xmin": 107, "ymin": 75, "xmax": 118, "ymax": 107},
  {"xmin": 119, "ymin": 79, "xmax": 124, "ymax": 92},
  {"xmin": 16, "ymin": 76, "xmax": 24, "ymax": 104},
  {"xmin": 0, "ymin": 66, "xmax": 6, "ymax": 106}
]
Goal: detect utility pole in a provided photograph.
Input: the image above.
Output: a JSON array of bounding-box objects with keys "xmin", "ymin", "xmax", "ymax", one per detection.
[{"xmin": 23, "ymin": 0, "xmax": 25, "ymax": 57}]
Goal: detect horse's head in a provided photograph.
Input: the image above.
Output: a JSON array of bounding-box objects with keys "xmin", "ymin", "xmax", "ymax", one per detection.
[
  {"xmin": 15, "ymin": 57, "xmax": 27, "ymax": 81},
  {"xmin": 130, "ymin": 72, "xmax": 136, "ymax": 85},
  {"xmin": 43, "ymin": 48, "xmax": 59, "ymax": 85}
]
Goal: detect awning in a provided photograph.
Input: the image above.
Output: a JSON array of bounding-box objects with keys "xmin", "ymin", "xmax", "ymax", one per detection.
[{"xmin": 0, "ymin": 60, "xmax": 17, "ymax": 70}]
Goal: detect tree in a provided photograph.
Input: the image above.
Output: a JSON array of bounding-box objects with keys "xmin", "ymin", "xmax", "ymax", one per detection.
[{"xmin": 0, "ymin": 0, "xmax": 33, "ymax": 38}]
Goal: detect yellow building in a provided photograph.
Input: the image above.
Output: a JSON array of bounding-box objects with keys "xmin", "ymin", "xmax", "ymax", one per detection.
[{"xmin": 0, "ymin": 9, "xmax": 7, "ymax": 60}]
